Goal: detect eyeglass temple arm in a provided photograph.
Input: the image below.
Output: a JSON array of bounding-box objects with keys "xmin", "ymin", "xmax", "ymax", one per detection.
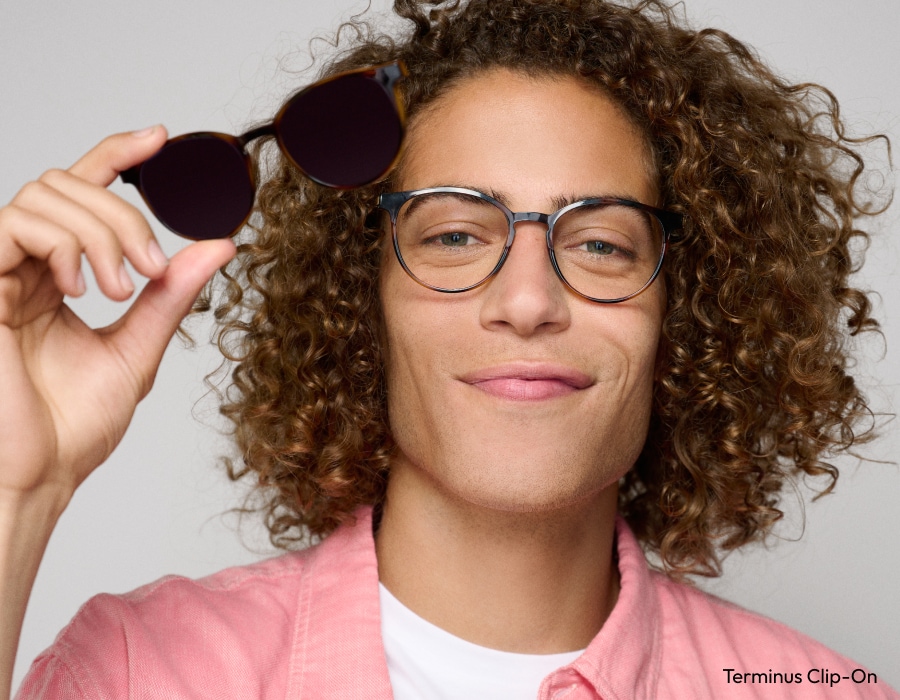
[{"xmin": 657, "ymin": 210, "xmax": 683, "ymax": 239}]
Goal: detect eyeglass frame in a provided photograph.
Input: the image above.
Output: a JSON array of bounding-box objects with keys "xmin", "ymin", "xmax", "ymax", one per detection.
[
  {"xmin": 121, "ymin": 60, "xmax": 408, "ymax": 238},
  {"xmin": 376, "ymin": 186, "xmax": 684, "ymax": 303},
  {"xmin": 123, "ymin": 60, "xmax": 407, "ymax": 190}
]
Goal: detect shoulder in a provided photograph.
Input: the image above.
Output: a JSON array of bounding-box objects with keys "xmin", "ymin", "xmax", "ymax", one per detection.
[
  {"xmin": 17, "ymin": 548, "xmax": 315, "ymax": 700},
  {"xmin": 73, "ymin": 546, "xmax": 311, "ymax": 642},
  {"xmin": 16, "ymin": 508, "xmax": 381, "ymax": 700},
  {"xmin": 652, "ymin": 571, "xmax": 827, "ymax": 661},
  {"xmin": 652, "ymin": 573, "xmax": 897, "ymax": 698}
]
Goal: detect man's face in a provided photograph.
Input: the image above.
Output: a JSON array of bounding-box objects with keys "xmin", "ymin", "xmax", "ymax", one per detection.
[{"xmin": 379, "ymin": 69, "xmax": 665, "ymax": 513}]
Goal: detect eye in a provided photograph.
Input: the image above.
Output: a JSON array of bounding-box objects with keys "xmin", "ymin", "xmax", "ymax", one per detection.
[
  {"xmin": 582, "ymin": 239, "xmax": 617, "ymax": 255},
  {"xmin": 573, "ymin": 237, "xmax": 635, "ymax": 261},
  {"xmin": 427, "ymin": 231, "xmax": 475, "ymax": 247}
]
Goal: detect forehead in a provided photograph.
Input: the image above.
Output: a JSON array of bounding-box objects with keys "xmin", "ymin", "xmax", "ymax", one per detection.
[{"xmin": 396, "ymin": 68, "xmax": 658, "ymax": 208}]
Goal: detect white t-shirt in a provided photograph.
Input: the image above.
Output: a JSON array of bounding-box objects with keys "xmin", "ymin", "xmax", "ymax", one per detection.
[{"xmin": 379, "ymin": 582, "xmax": 584, "ymax": 700}]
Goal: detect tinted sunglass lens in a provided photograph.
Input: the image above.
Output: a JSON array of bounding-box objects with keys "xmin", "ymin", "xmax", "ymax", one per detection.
[
  {"xmin": 138, "ymin": 136, "xmax": 254, "ymax": 240},
  {"xmin": 279, "ymin": 73, "xmax": 401, "ymax": 187}
]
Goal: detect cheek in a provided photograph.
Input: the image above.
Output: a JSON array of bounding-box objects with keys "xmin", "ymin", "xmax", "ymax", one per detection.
[
  {"xmin": 377, "ymin": 233, "xmax": 665, "ymax": 510},
  {"xmin": 379, "ymin": 250, "xmax": 440, "ymax": 450}
]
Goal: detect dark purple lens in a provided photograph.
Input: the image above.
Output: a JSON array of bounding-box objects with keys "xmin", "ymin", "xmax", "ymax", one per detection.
[
  {"xmin": 138, "ymin": 135, "xmax": 254, "ymax": 240},
  {"xmin": 278, "ymin": 73, "xmax": 402, "ymax": 187}
]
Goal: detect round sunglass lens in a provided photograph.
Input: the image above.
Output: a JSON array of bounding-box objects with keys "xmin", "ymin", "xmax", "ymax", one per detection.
[
  {"xmin": 278, "ymin": 73, "xmax": 401, "ymax": 187},
  {"xmin": 138, "ymin": 136, "xmax": 254, "ymax": 240}
]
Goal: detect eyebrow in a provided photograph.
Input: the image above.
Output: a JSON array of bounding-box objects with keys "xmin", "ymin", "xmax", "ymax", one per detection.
[
  {"xmin": 417, "ymin": 183, "xmax": 649, "ymax": 211},
  {"xmin": 402, "ymin": 188, "xmax": 500, "ymax": 219}
]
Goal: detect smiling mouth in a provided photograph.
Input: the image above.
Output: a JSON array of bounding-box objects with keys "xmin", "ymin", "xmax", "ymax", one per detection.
[
  {"xmin": 469, "ymin": 377, "xmax": 583, "ymax": 401},
  {"xmin": 460, "ymin": 363, "xmax": 593, "ymax": 401}
]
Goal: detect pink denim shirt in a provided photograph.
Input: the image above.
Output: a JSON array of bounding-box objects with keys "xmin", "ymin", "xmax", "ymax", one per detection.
[{"xmin": 16, "ymin": 507, "xmax": 898, "ymax": 699}]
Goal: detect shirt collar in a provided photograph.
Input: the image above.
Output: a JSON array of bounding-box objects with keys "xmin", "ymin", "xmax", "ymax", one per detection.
[
  {"xmin": 567, "ymin": 515, "xmax": 662, "ymax": 699},
  {"xmin": 290, "ymin": 506, "xmax": 662, "ymax": 700},
  {"xmin": 288, "ymin": 506, "xmax": 393, "ymax": 699}
]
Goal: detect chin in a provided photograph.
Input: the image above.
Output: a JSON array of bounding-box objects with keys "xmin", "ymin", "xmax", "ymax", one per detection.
[
  {"xmin": 386, "ymin": 376, "xmax": 652, "ymax": 517},
  {"xmin": 424, "ymin": 446, "xmax": 628, "ymax": 515}
]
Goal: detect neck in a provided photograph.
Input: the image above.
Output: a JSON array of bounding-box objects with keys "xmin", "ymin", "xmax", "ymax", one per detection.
[{"xmin": 374, "ymin": 456, "xmax": 620, "ymax": 654}]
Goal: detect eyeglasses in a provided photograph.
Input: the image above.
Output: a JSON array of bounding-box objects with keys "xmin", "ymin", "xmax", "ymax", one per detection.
[
  {"xmin": 377, "ymin": 187, "xmax": 683, "ymax": 303},
  {"xmin": 121, "ymin": 60, "xmax": 407, "ymax": 241}
]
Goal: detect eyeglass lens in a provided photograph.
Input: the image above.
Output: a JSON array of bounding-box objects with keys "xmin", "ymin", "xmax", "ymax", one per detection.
[
  {"xmin": 394, "ymin": 191, "xmax": 665, "ymax": 301},
  {"xmin": 134, "ymin": 135, "xmax": 254, "ymax": 241},
  {"xmin": 122, "ymin": 62, "xmax": 405, "ymax": 241},
  {"xmin": 279, "ymin": 72, "xmax": 403, "ymax": 188}
]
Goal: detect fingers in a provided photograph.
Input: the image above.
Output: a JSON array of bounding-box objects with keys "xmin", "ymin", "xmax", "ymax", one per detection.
[
  {"xmin": 69, "ymin": 125, "xmax": 168, "ymax": 187},
  {"xmin": 12, "ymin": 170, "xmax": 166, "ymax": 300},
  {"xmin": 41, "ymin": 169, "xmax": 168, "ymax": 280},
  {"xmin": 3, "ymin": 128, "xmax": 173, "ymax": 302},
  {"xmin": 0, "ymin": 205, "xmax": 84, "ymax": 297},
  {"xmin": 103, "ymin": 238, "xmax": 237, "ymax": 398}
]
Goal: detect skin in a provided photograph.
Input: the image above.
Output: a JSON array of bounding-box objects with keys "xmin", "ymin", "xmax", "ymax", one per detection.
[
  {"xmin": 0, "ymin": 70, "xmax": 665, "ymax": 696},
  {"xmin": 0, "ymin": 127, "xmax": 236, "ymax": 699},
  {"xmin": 375, "ymin": 69, "xmax": 666, "ymax": 653}
]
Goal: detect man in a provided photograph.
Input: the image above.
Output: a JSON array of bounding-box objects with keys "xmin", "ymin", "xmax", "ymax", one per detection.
[{"xmin": 3, "ymin": 0, "xmax": 898, "ymax": 697}]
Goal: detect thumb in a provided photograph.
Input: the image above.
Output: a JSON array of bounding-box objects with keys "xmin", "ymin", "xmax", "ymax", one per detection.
[{"xmin": 100, "ymin": 238, "xmax": 237, "ymax": 397}]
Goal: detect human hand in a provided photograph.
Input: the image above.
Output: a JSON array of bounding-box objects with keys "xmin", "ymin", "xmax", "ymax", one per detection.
[{"xmin": 0, "ymin": 126, "xmax": 237, "ymax": 506}]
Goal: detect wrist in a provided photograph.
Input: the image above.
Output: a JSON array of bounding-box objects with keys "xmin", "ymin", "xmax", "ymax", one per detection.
[
  {"xmin": 0, "ymin": 482, "xmax": 71, "ymax": 699},
  {"xmin": 0, "ymin": 480, "xmax": 72, "ymax": 523}
]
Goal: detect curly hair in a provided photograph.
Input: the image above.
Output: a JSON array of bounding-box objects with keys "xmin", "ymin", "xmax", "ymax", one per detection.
[{"xmin": 203, "ymin": 0, "xmax": 889, "ymax": 576}]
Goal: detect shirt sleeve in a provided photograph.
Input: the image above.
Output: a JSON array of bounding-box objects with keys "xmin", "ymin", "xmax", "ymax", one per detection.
[
  {"xmin": 14, "ymin": 652, "xmax": 88, "ymax": 700},
  {"xmin": 11, "ymin": 592, "xmax": 134, "ymax": 700},
  {"xmin": 11, "ymin": 562, "xmax": 304, "ymax": 700}
]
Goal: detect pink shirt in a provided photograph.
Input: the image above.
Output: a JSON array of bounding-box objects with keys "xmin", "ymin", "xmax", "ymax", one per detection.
[{"xmin": 16, "ymin": 507, "xmax": 897, "ymax": 699}]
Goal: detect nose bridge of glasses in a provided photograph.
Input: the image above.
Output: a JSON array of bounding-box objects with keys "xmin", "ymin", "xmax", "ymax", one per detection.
[
  {"xmin": 509, "ymin": 211, "xmax": 551, "ymax": 247},
  {"xmin": 236, "ymin": 123, "xmax": 276, "ymax": 149},
  {"xmin": 511, "ymin": 211, "xmax": 549, "ymax": 225}
]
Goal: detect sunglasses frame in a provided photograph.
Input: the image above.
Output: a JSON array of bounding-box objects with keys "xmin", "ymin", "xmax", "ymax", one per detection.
[{"xmin": 121, "ymin": 60, "xmax": 408, "ymax": 239}]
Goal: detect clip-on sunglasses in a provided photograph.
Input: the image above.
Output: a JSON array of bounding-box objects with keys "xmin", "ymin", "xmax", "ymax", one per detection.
[{"xmin": 120, "ymin": 60, "xmax": 407, "ymax": 241}]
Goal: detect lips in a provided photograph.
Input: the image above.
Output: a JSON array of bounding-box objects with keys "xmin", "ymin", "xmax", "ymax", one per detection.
[{"xmin": 460, "ymin": 363, "xmax": 593, "ymax": 401}]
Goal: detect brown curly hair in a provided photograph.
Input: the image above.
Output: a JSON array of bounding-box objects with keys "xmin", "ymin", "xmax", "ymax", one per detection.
[{"xmin": 203, "ymin": 0, "xmax": 889, "ymax": 577}]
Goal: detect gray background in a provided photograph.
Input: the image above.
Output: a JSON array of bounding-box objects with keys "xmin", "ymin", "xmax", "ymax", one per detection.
[{"xmin": 2, "ymin": 0, "xmax": 898, "ymax": 691}]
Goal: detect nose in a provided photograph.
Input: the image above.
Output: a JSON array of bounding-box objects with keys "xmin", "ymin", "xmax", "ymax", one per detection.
[{"xmin": 478, "ymin": 219, "xmax": 571, "ymax": 337}]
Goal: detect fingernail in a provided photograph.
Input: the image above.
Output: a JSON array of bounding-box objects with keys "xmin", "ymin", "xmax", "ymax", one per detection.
[
  {"xmin": 74, "ymin": 270, "xmax": 86, "ymax": 296},
  {"xmin": 147, "ymin": 238, "xmax": 169, "ymax": 268},
  {"xmin": 132, "ymin": 125, "xmax": 157, "ymax": 138},
  {"xmin": 119, "ymin": 264, "xmax": 135, "ymax": 293}
]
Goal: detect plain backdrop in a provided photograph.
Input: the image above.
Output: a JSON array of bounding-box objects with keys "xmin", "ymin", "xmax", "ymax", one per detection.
[{"xmin": 3, "ymin": 0, "xmax": 899, "ymax": 692}]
